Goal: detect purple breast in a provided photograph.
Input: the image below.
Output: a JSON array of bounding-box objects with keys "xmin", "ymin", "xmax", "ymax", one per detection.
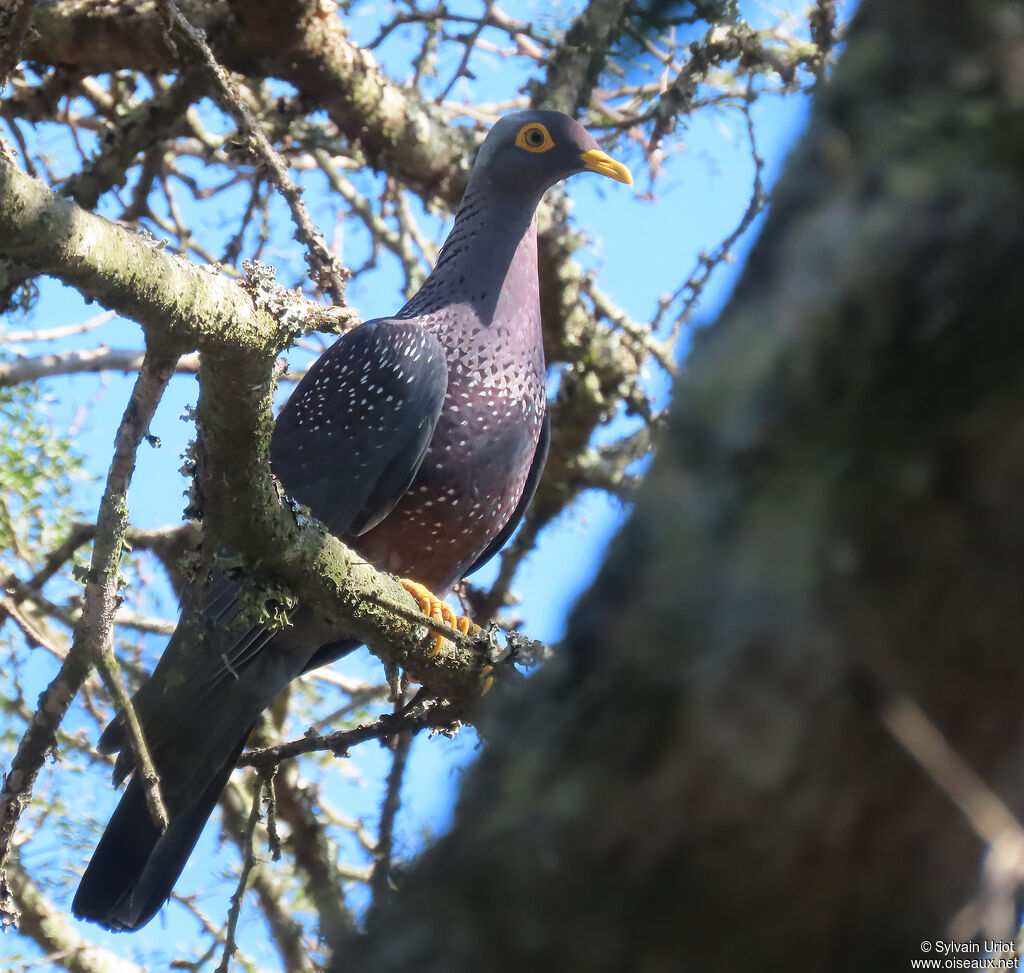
[{"xmin": 352, "ymin": 299, "xmax": 545, "ymax": 593}]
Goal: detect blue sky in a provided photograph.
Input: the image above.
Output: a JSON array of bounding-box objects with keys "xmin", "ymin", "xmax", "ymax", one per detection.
[{"xmin": 0, "ymin": 0, "xmax": 822, "ymax": 965}]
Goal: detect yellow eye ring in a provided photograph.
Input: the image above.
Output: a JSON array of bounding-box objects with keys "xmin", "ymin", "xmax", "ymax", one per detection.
[{"xmin": 515, "ymin": 123, "xmax": 555, "ymax": 153}]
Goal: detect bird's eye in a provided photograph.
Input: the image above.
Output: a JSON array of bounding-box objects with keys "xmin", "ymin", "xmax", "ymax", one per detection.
[{"xmin": 515, "ymin": 123, "xmax": 555, "ymax": 153}]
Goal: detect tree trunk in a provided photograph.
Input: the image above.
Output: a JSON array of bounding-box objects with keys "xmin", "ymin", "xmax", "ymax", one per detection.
[{"xmin": 337, "ymin": 1, "xmax": 1024, "ymax": 969}]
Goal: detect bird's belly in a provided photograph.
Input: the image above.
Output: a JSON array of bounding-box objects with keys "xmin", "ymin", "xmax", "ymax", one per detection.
[{"xmin": 351, "ymin": 398, "xmax": 542, "ymax": 593}]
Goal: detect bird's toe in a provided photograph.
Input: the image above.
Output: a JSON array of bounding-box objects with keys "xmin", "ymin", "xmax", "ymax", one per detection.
[{"xmin": 398, "ymin": 578, "xmax": 479, "ymax": 655}]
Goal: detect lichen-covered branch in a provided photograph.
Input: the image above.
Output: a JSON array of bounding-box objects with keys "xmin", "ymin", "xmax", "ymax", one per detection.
[
  {"xmin": 3, "ymin": 855, "xmax": 143, "ymax": 973},
  {"xmin": 25, "ymin": 0, "xmax": 467, "ymax": 200},
  {"xmin": 0, "ymin": 0, "xmax": 835, "ymax": 963},
  {"xmin": 0, "ymin": 159, "xmax": 490, "ymax": 704},
  {"xmin": 0, "ymin": 160, "xmax": 277, "ymax": 356},
  {"xmin": 0, "ymin": 0, "xmax": 36, "ymax": 90},
  {"xmin": 531, "ymin": 0, "xmax": 630, "ymax": 114},
  {"xmin": 0, "ymin": 351, "xmax": 177, "ymax": 919},
  {"xmin": 337, "ymin": 2, "xmax": 1024, "ymax": 969}
]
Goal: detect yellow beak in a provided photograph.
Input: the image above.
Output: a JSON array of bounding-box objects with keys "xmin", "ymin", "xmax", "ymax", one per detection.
[{"xmin": 579, "ymin": 148, "xmax": 633, "ymax": 186}]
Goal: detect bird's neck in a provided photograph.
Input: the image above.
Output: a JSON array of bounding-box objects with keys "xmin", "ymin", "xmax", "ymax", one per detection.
[{"xmin": 397, "ymin": 183, "xmax": 541, "ymax": 323}]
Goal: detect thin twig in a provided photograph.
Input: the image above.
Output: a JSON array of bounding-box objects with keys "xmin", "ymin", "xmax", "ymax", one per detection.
[
  {"xmin": 155, "ymin": 0, "xmax": 349, "ymax": 305},
  {"xmin": 0, "ymin": 352, "xmax": 176, "ymax": 904},
  {"xmin": 435, "ymin": 0, "xmax": 494, "ymax": 103},
  {"xmin": 0, "ymin": 522, "xmax": 196, "ymax": 631},
  {"xmin": 238, "ymin": 698, "xmax": 456, "ymax": 768},
  {"xmin": 0, "ymin": 310, "xmax": 116, "ymax": 343},
  {"xmin": 218, "ymin": 775, "xmax": 312, "ymax": 972},
  {"xmin": 215, "ymin": 771, "xmax": 266, "ymax": 973},
  {"xmin": 93, "ymin": 645, "xmax": 170, "ymax": 831},
  {"xmin": 0, "ymin": 597, "xmax": 62, "ymax": 656},
  {"xmin": 655, "ymin": 92, "xmax": 766, "ymax": 339},
  {"xmin": 370, "ymin": 724, "xmax": 413, "ymax": 906},
  {"xmin": 880, "ymin": 695, "xmax": 1023, "ymax": 846},
  {"xmin": 0, "ymin": 348, "xmax": 200, "ymax": 386}
]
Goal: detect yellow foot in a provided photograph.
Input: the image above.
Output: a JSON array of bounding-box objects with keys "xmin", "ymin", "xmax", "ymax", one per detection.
[{"xmin": 399, "ymin": 579, "xmax": 479, "ymax": 655}]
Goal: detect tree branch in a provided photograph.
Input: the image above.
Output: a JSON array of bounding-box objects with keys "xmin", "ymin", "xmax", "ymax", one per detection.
[
  {"xmin": 335, "ymin": 1, "xmax": 1024, "ymax": 968},
  {"xmin": 0, "ymin": 0, "xmax": 37, "ymax": 90},
  {"xmin": 155, "ymin": 0, "xmax": 349, "ymax": 304},
  {"xmin": 370, "ymin": 725, "xmax": 412, "ymax": 909},
  {"xmin": 0, "ymin": 350, "xmax": 176, "ymax": 920},
  {"xmin": 214, "ymin": 770, "xmax": 266, "ymax": 973},
  {"xmin": 238, "ymin": 699, "xmax": 455, "ymax": 768},
  {"xmin": 3, "ymin": 854, "xmax": 144, "ymax": 973},
  {"xmin": 0, "ymin": 159, "xmax": 490, "ymax": 706},
  {"xmin": 26, "ymin": 0, "xmax": 467, "ymax": 201},
  {"xmin": 218, "ymin": 780, "xmax": 316, "ymax": 973},
  {"xmin": 266, "ymin": 763, "xmax": 358, "ymax": 952},
  {"xmin": 531, "ymin": 0, "xmax": 630, "ymax": 113},
  {"xmin": 0, "ymin": 348, "xmax": 200, "ymax": 386},
  {"xmin": 0, "ymin": 160, "xmax": 278, "ymax": 357}
]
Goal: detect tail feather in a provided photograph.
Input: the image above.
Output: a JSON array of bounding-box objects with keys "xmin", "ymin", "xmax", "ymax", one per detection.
[
  {"xmin": 72, "ymin": 728, "xmax": 251, "ymax": 931},
  {"xmin": 71, "ymin": 570, "xmax": 360, "ymax": 932}
]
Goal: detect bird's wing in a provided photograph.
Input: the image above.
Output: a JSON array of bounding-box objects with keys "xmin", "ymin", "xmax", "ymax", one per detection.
[
  {"xmin": 465, "ymin": 404, "xmax": 550, "ymax": 578},
  {"xmin": 98, "ymin": 320, "xmax": 449, "ymax": 771},
  {"xmin": 271, "ymin": 318, "xmax": 449, "ymax": 537}
]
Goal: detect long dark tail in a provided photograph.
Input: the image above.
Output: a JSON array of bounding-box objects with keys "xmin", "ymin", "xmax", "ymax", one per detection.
[
  {"xmin": 71, "ymin": 727, "xmax": 252, "ymax": 931},
  {"xmin": 70, "ymin": 563, "xmax": 361, "ymax": 931}
]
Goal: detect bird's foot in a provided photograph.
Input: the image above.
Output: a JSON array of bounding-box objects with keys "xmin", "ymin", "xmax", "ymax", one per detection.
[{"xmin": 399, "ymin": 579, "xmax": 480, "ymax": 656}]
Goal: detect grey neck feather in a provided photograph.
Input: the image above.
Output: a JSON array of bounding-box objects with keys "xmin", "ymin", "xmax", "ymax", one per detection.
[{"xmin": 396, "ymin": 179, "xmax": 542, "ymax": 324}]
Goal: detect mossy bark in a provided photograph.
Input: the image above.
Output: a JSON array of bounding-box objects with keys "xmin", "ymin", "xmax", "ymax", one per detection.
[{"xmin": 339, "ymin": 1, "xmax": 1024, "ymax": 969}]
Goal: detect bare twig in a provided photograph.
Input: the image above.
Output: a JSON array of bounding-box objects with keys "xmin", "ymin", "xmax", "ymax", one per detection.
[
  {"xmin": 880, "ymin": 695, "xmax": 1023, "ymax": 847},
  {"xmin": 654, "ymin": 94, "xmax": 766, "ymax": 338},
  {"xmin": 218, "ymin": 778, "xmax": 314, "ymax": 973},
  {"xmin": 0, "ymin": 352, "xmax": 176, "ymax": 914},
  {"xmin": 314, "ymin": 149, "xmax": 428, "ymax": 289},
  {"xmin": 0, "ymin": 523, "xmax": 197, "ymax": 616},
  {"xmin": 0, "ymin": 347, "xmax": 200, "ymax": 386},
  {"xmin": 646, "ymin": 19, "xmax": 813, "ymax": 150},
  {"xmin": 0, "ymin": 596, "xmax": 63, "ymax": 656},
  {"xmin": 0, "ymin": 310, "xmax": 116, "ymax": 343},
  {"xmin": 266, "ymin": 765, "xmax": 359, "ymax": 953},
  {"xmin": 215, "ymin": 770, "xmax": 267, "ymax": 973},
  {"xmin": 370, "ymin": 725, "xmax": 413, "ymax": 907},
  {"xmin": 238, "ymin": 699, "xmax": 455, "ymax": 769},
  {"xmin": 881, "ymin": 694, "xmax": 1024, "ymax": 945},
  {"xmin": 435, "ymin": 0, "xmax": 494, "ymax": 104},
  {"xmin": 155, "ymin": 0, "xmax": 349, "ymax": 305}
]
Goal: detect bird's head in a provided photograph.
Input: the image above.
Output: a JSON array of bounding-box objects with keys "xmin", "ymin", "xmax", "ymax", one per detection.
[{"xmin": 471, "ymin": 109, "xmax": 632, "ymax": 197}]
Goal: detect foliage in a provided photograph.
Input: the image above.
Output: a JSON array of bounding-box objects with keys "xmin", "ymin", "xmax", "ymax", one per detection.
[{"xmin": 0, "ymin": 383, "xmax": 85, "ymax": 565}]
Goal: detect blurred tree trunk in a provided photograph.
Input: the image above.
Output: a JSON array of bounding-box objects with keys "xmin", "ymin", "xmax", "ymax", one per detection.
[{"xmin": 336, "ymin": 0, "xmax": 1024, "ymax": 969}]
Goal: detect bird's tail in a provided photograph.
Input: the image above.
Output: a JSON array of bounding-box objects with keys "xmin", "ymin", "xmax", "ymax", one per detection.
[
  {"xmin": 71, "ymin": 570, "xmax": 359, "ymax": 931},
  {"xmin": 71, "ymin": 725, "xmax": 252, "ymax": 931}
]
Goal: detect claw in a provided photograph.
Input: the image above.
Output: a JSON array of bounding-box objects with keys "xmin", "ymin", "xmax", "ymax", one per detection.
[{"xmin": 399, "ymin": 578, "xmax": 479, "ymax": 655}]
